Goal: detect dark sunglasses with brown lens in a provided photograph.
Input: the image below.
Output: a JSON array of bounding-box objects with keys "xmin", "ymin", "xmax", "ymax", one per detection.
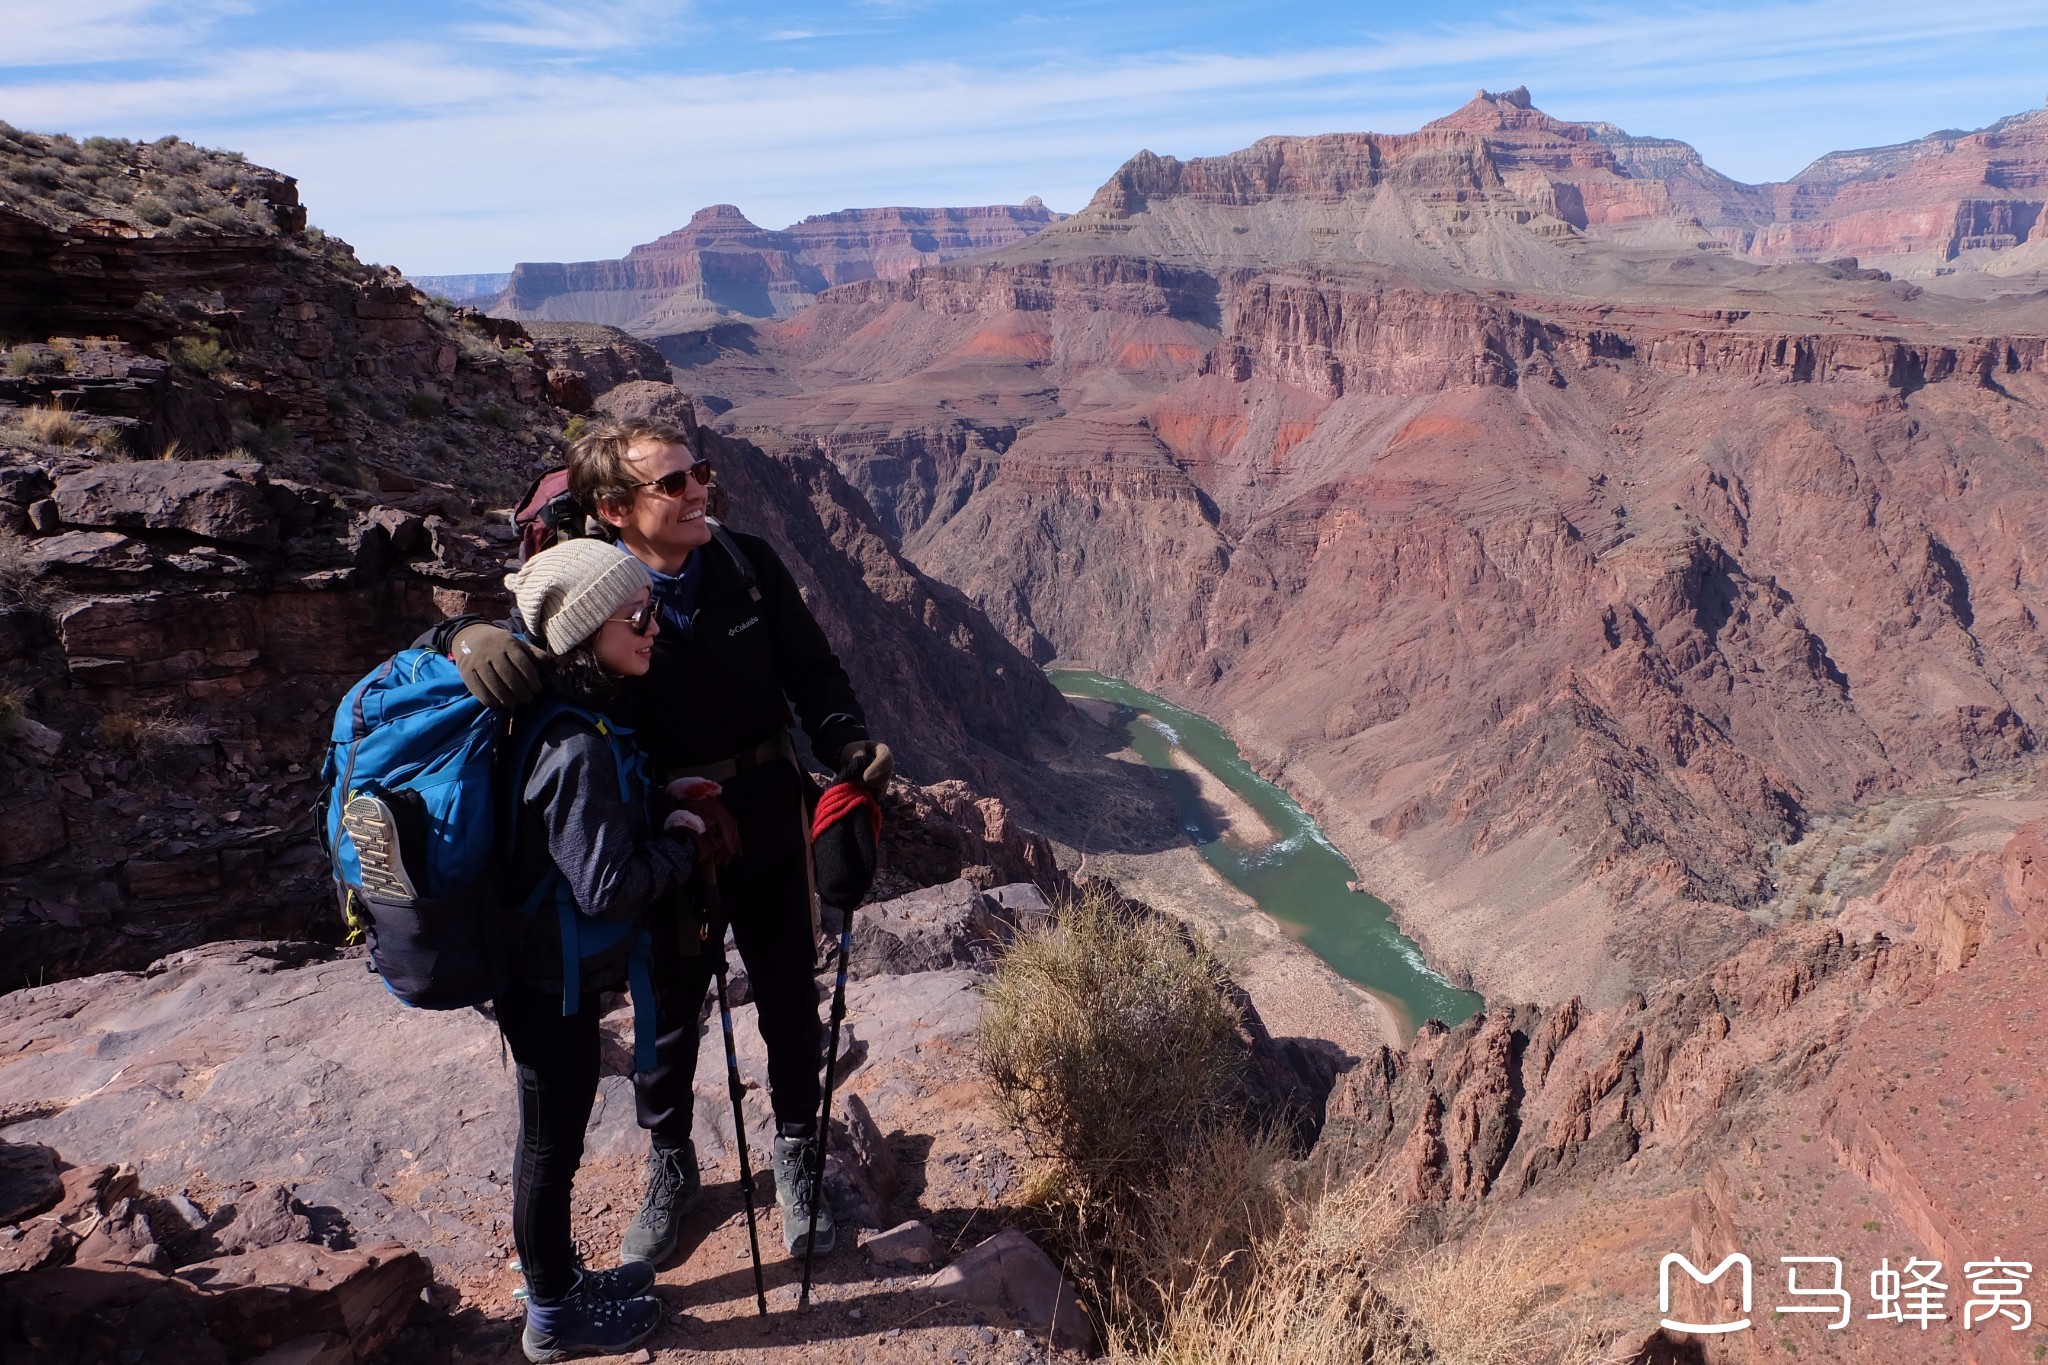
[
  {"xmin": 606, "ymin": 600, "xmax": 658, "ymax": 636},
  {"xmin": 629, "ymin": 462, "xmax": 715, "ymax": 498}
]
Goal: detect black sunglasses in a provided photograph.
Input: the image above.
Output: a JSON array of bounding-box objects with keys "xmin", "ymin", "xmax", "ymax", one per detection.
[
  {"xmin": 606, "ymin": 600, "xmax": 658, "ymax": 636},
  {"xmin": 629, "ymin": 462, "xmax": 715, "ymax": 498}
]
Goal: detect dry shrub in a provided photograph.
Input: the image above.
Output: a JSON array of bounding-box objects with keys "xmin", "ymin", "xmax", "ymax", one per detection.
[
  {"xmin": 17, "ymin": 403, "xmax": 85, "ymax": 448},
  {"xmin": 978, "ymin": 890, "xmax": 1245, "ymax": 1204},
  {"xmin": 0, "ymin": 682, "xmax": 27, "ymax": 733},
  {"xmin": 1119, "ymin": 1178, "xmax": 1618, "ymax": 1365},
  {"xmin": 98, "ymin": 709, "xmax": 208, "ymax": 768},
  {"xmin": 1381, "ymin": 1230, "xmax": 1622, "ymax": 1365}
]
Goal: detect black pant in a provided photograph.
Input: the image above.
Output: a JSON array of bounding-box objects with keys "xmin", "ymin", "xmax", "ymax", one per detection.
[
  {"xmin": 497, "ymin": 981, "xmax": 603, "ymax": 1302},
  {"xmin": 633, "ymin": 757, "xmax": 822, "ymax": 1139}
]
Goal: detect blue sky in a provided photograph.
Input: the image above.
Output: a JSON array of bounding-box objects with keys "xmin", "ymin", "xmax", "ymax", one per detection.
[{"xmin": 3, "ymin": 0, "xmax": 2046, "ymax": 275}]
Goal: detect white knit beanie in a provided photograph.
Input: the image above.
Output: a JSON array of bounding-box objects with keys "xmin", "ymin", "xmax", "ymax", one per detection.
[{"xmin": 503, "ymin": 539, "xmax": 652, "ymax": 655}]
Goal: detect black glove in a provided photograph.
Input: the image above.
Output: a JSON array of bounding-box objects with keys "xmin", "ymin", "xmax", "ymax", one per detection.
[
  {"xmin": 451, "ymin": 623, "xmax": 543, "ymax": 710},
  {"xmin": 837, "ymin": 740, "xmax": 893, "ymax": 797}
]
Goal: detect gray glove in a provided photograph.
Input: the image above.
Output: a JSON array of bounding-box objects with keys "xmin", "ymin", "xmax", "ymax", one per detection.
[
  {"xmin": 837, "ymin": 740, "xmax": 893, "ymax": 797},
  {"xmin": 450, "ymin": 623, "xmax": 543, "ymax": 710}
]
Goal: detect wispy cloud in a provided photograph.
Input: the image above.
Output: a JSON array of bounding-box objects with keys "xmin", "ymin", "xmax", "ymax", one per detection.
[
  {"xmin": 1, "ymin": 0, "xmax": 2043, "ymax": 272},
  {"xmin": 452, "ymin": 0, "xmax": 693, "ymax": 51}
]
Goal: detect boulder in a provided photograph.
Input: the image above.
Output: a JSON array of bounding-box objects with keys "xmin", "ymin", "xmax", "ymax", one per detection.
[
  {"xmin": 544, "ymin": 368, "xmax": 593, "ymax": 413},
  {"xmin": 50, "ymin": 461, "xmax": 280, "ymax": 549},
  {"xmin": 924, "ymin": 1228, "xmax": 1092, "ymax": 1353},
  {"xmin": 837, "ymin": 879, "xmax": 1053, "ymax": 977},
  {"xmin": 592, "ymin": 380, "xmax": 700, "ymax": 431},
  {"xmin": 0, "ymin": 1142, "xmax": 63, "ymax": 1225},
  {"xmin": 175, "ymin": 1241, "xmax": 427, "ymax": 1360},
  {"xmin": 863, "ymin": 1219, "xmax": 935, "ymax": 1269},
  {"xmin": 0, "ymin": 794, "xmax": 68, "ymax": 867}
]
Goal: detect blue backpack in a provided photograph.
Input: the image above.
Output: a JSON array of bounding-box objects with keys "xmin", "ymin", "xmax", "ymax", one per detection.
[{"xmin": 320, "ymin": 650, "xmax": 660, "ymax": 1068}]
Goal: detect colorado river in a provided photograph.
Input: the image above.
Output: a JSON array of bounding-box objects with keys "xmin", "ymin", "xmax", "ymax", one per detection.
[{"xmin": 1051, "ymin": 669, "xmax": 1483, "ymax": 1035}]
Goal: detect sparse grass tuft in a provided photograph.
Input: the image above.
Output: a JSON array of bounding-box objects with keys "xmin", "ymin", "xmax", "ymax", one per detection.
[
  {"xmin": 16, "ymin": 403, "xmax": 86, "ymax": 448},
  {"xmin": 89, "ymin": 424, "xmax": 131, "ymax": 457}
]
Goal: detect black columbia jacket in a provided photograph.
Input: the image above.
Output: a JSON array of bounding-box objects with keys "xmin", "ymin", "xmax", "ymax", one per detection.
[{"xmin": 619, "ymin": 528, "xmax": 869, "ymax": 771}]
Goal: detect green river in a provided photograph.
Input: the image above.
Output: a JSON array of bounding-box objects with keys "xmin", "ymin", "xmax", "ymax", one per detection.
[{"xmin": 1050, "ymin": 669, "xmax": 1483, "ymax": 1035}]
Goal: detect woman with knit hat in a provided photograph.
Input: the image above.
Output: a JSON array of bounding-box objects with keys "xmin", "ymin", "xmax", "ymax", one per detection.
[{"xmin": 492, "ymin": 539, "xmax": 703, "ymax": 1362}]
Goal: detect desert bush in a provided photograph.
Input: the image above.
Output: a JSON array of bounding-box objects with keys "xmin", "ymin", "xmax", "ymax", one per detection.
[
  {"xmin": 562, "ymin": 414, "xmax": 589, "ymax": 442},
  {"xmin": 133, "ymin": 196, "xmax": 174, "ymax": 227},
  {"xmin": 17, "ymin": 403, "xmax": 86, "ymax": 448},
  {"xmin": 479, "ymin": 402, "xmax": 512, "ymax": 430},
  {"xmin": 404, "ymin": 392, "xmax": 442, "ymax": 420},
  {"xmin": 169, "ymin": 335, "xmax": 231, "ymax": 374},
  {"xmin": 979, "ymin": 891, "xmax": 1245, "ymax": 1203}
]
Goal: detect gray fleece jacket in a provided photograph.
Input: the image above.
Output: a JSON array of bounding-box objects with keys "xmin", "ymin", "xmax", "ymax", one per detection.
[{"xmin": 509, "ymin": 710, "xmax": 695, "ymax": 992}]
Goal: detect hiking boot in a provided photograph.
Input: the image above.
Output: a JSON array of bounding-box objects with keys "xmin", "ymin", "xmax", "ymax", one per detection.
[
  {"xmin": 771, "ymin": 1131, "xmax": 835, "ymax": 1256},
  {"xmin": 619, "ymin": 1141, "xmax": 701, "ymax": 1265},
  {"xmin": 340, "ymin": 793, "xmax": 418, "ymax": 904},
  {"xmin": 520, "ymin": 1282, "xmax": 661, "ymax": 1363},
  {"xmin": 569, "ymin": 1258, "xmax": 656, "ymax": 1301}
]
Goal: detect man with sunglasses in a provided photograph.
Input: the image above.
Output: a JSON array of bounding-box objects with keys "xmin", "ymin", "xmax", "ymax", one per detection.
[{"xmin": 444, "ymin": 416, "xmax": 890, "ymax": 1270}]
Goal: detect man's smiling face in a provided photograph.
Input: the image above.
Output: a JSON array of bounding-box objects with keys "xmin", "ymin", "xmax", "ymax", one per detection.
[{"xmin": 603, "ymin": 437, "xmax": 712, "ymax": 572}]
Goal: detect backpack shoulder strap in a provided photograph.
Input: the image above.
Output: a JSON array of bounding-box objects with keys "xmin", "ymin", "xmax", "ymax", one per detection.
[{"xmin": 711, "ymin": 523, "xmax": 762, "ymax": 603}]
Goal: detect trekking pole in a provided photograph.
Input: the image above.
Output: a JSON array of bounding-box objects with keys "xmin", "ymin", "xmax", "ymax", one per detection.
[
  {"xmin": 798, "ymin": 889, "xmax": 854, "ymax": 1312},
  {"xmin": 798, "ymin": 769, "xmax": 882, "ymax": 1312},
  {"xmin": 704, "ymin": 867, "xmax": 769, "ymax": 1317}
]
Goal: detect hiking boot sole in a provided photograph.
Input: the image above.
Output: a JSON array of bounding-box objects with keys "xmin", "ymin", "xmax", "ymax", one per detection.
[{"xmin": 341, "ymin": 793, "xmax": 419, "ymax": 904}]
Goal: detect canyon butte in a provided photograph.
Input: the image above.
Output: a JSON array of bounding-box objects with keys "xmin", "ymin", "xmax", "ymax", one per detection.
[{"xmin": 3, "ymin": 87, "xmax": 2048, "ymax": 1365}]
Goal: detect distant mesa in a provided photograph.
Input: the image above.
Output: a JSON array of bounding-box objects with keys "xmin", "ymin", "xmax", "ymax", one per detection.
[
  {"xmin": 409, "ymin": 272, "xmax": 509, "ymax": 303},
  {"xmin": 478, "ymin": 199, "xmax": 1066, "ymax": 337}
]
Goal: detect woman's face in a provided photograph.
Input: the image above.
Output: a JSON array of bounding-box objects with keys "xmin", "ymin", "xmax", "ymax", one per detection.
[{"xmin": 590, "ymin": 588, "xmax": 658, "ymax": 676}]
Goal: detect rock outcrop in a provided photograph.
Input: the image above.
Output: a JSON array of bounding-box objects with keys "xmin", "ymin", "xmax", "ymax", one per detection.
[{"xmin": 1301, "ymin": 812, "xmax": 2048, "ymax": 1361}]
